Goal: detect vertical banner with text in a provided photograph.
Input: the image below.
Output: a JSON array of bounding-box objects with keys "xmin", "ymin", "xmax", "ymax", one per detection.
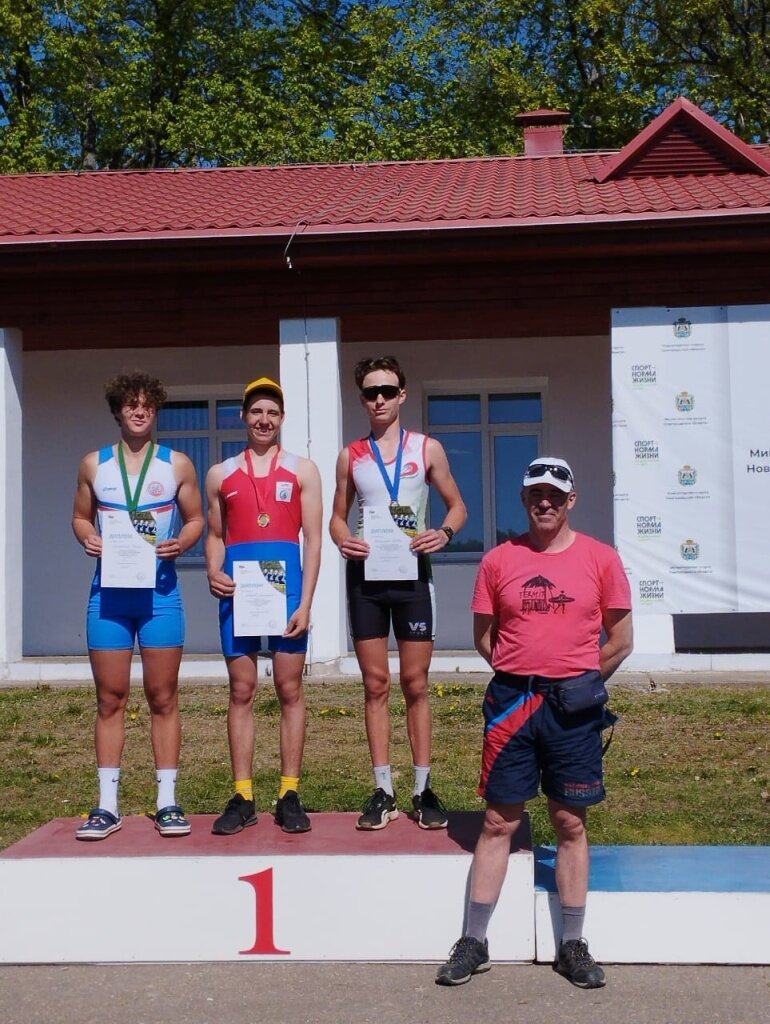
[{"xmin": 612, "ymin": 304, "xmax": 770, "ymax": 614}]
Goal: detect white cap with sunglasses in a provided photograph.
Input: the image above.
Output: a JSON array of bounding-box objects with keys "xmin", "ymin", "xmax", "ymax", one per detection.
[{"xmin": 522, "ymin": 457, "xmax": 575, "ymax": 493}]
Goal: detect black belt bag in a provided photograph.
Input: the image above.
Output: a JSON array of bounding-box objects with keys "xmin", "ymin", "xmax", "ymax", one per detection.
[{"xmin": 551, "ymin": 669, "xmax": 608, "ymax": 714}]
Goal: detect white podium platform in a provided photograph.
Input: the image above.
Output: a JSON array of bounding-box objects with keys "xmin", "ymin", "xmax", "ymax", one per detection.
[
  {"xmin": 535, "ymin": 845, "xmax": 770, "ymax": 965},
  {"xmin": 0, "ymin": 812, "xmax": 533, "ymax": 964}
]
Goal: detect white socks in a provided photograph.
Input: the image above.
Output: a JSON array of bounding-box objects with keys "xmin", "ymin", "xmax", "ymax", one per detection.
[
  {"xmin": 413, "ymin": 765, "xmax": 430, "ymax": 796},
  {"xmin": 373, "ymin": 764, "xmax": 394, "ymax": 796},
  {"xmin": 156, "ymin": 769, "xmax": 178, "ymax": 810},
  {"xmin": 97, "ymin": 767, "xmax": 120, "ymax": 816}
]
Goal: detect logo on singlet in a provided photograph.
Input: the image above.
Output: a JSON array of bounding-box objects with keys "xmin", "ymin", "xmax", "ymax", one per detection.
[
  {"xmin": 147, "ymin": 481, "xmax": 164, "ymax": 497},
  {"xmin": 276, "ymin": 481, "xmax": 293, "ymax": 502},
  {"xmin": 401, "ymin": 461, "xmax": 419, "ymax": 477},
  {"xmin": 520, "ymin": 575, "xmax": 575, "ymax": 616}
]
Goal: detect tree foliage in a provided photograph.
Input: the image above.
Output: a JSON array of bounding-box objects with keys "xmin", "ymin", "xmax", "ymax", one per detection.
[{"xmin": 0, "ymin": 1, "xmax": 767, "ymax": 172}]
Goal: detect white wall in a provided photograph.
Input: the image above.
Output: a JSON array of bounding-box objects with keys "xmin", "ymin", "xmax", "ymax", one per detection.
[{"xmin": 23, "ymin": 335, "xmax": 612, "ymax": 656}]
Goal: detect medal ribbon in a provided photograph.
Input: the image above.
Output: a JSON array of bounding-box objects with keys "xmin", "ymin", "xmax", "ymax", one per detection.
[
  {"xmin": 368, "ymin": 429, "xmax": 405, "ymax": 505},
  {"xmin": 245, "ymin": 447, "xmax": 281, "ymax": 524},
  {"xmin": 117, "ymin": 442, "xmax": 155, "ymax": 513}
]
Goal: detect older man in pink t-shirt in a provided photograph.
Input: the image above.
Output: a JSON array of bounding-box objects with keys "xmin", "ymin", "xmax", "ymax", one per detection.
[{"xmin": 437, "ymin": 457, "xmax": 633, "ymax": 991}]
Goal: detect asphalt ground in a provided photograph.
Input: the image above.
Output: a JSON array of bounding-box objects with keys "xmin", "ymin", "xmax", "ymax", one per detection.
[{"xmin": 1, "ymin": 962, "xmax": 768, "ymax": 1024}]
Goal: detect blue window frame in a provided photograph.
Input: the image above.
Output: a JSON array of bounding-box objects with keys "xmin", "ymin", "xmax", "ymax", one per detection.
[{"xmin": 426, "ymin": 389, "xmax": 543, "ymax": 556}]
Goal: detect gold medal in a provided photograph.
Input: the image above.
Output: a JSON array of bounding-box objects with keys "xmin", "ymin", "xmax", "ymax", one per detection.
[{"xmin": 257, "ymin": 512, "xmax": 271, "ymax": 528}]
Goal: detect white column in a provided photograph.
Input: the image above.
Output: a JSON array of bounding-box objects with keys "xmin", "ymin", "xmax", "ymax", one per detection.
[
  {"xmin": 279, "ymin": 318, "xmax": 346, "ymax": 665},
  {"xmin": 0, "ymin": 329, "xmax": 23, "ymax": 673}
]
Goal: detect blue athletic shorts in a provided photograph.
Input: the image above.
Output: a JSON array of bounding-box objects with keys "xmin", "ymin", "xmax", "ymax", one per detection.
[
  {"xmin": 87, "ymin": 563, "xmax": 184, "ymax": 651},
  {"xmin": 479, "ymin": 671, "xmax": 608, "ymax": 807},
  {"xmin": 219, "ymin": 541, "xmax": 307, "ymax": 657},
  {"xmin": 345, "ymin": 558, "xmax": 435, "ymax": 642}
]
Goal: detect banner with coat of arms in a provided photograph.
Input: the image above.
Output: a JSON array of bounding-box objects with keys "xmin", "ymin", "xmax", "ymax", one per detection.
[{"xmin": 611, "ymin": 304, "xmax": 770, "ymax": 614}]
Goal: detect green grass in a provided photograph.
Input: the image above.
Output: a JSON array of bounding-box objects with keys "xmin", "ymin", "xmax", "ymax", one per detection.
[{"xmin": 0, "ymin": 682, "xmax": 767, "ymax": 850}]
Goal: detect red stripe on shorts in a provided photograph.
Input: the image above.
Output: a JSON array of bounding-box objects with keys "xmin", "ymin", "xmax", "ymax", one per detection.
[{"xmin": 478, "ymin": 692, "xmax": 544, "ymax": 797}]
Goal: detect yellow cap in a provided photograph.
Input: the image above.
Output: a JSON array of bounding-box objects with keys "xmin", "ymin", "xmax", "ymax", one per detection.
[{"xmin": 242, "ymin": 376, "xmax": 284, "ymax": 410}]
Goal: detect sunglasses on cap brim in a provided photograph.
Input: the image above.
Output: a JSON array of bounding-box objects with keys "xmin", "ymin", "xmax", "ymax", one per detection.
[
  {"xmin": 524, "ymin": 464, "xmax": 574, "ymax": 484},
  {"xmin": 361, "ymin": 384, "xmax": 401, "ymax": 401}
]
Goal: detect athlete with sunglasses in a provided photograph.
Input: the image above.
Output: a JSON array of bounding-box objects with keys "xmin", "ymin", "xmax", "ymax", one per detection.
[
  {"xmin": 437, "ymin": 456, "xmax": 633, "ymax": 989},
  {"xmin": 330, "ymin": 356, "xmax": 467, "ymax": 830}
]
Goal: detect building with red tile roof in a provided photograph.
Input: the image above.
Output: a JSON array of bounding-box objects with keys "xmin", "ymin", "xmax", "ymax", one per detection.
[{"xmin": 1, "ymin": 96, "xmax": 768, "ymax": 671}]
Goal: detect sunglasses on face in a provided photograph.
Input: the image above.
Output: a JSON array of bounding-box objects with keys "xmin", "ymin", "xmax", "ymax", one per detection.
[
  {"xmin": 361, "ymin": 384, "xmax": 401, "ymax": 401},
  {"xmin": 525, "ymin": 464, "xmax": 574, "ymax": 484}
]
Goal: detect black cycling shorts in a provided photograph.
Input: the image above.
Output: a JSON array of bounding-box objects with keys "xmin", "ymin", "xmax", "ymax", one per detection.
[{"xmin": 346, "ymin": 559, "xmax": 435, "ymax": 642}]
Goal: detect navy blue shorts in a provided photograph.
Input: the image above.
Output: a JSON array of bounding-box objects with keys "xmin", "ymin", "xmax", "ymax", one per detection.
[
  {"xmin": 479, "ymin": 671, "xmax": 608, "ymax": 808},
  {"xmin": 346, "ymin": 559, "xmax": 435, "ymax": 642}
]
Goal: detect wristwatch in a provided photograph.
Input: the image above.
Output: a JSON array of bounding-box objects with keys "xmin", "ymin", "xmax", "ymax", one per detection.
[{"xmin": 440, "ymin": 525, "xmax": 455, "ymax": 543}]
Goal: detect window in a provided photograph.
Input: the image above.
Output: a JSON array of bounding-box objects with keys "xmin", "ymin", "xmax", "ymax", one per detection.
[
  {"xmin": 156, "ymin": 398, "xmax": 244, "ymax": 558},
  {"xmin": 426, "ymin": 387, "xmax": 544, "ymax": 556}
]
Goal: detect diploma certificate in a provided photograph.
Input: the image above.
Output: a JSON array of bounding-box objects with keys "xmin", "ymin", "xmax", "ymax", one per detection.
[
  {"xmin": 233, "ymin": 560, "xmax": 288, "ymax": 637},
  {"xmin": 363, "ymin": 507, "xmax": 419, "ymax": 581},
  {"xmin": 100, "ymin": 509, "xmax": 157, "ymax": 589}
]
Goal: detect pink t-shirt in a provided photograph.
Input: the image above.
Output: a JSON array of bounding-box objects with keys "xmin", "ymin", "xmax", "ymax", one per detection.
[{"xmin": 471, "ymin": 532, "xmax": 631, "ymax": 677}]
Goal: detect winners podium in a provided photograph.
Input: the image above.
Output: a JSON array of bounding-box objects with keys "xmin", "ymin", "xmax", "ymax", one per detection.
[
  {"xmin": 0, "ymin": 812, "xmax": 533, "ymax": 964},
  {"xmin": 1, "ymin": 814, "xmax": 767, "ymax": 964}
]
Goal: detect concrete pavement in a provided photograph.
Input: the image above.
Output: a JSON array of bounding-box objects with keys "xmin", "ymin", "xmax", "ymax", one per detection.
[{"xmin": 0, "ymin": 963, "xmax": 768, "ymax": 1024}]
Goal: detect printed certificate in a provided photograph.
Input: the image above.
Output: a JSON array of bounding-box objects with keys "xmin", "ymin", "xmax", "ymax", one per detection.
[
  {"xmin": 363, "ymin": 507, "xmax": 419, "ymax": 581},
  {"xmin": 233, "ymin": 560, "xmax": 288, "ymax": 637},
  {"xmin": 100, "ymin": 509, "xmax": 156, "ymax": 589}
]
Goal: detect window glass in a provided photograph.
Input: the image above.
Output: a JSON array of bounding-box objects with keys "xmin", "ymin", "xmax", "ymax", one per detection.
[
  {"xmin": 216, "ymin": 400, "xmax": 243, "ymax": 430},
  {"xmin": 156, "ymin": 396, "xmax": 243, "ymax": 559},
  {"xmin": 157, "ymin": 401, "xmax": 208, "ymax": 431},
  {"xmin": 427, "ymin": 395, "xmax": 480, "ymax": 426},
  {"xmin": 161, "ymin": 436, "xmax": 209, "ymax": 557},
  {"xmin": 489, "ymin": 392, "xmax": 542, "ymax": 424},
  {"xmin": 429, "ymin": 430, "xmax": 484, "ymax": 552},
  {"xmin": 222, "ymin": 440, "xmax": 243, "ymax": 461},
  {"xmin": 494, "ymin": 434, "xmax": 539, "ymax": 542},
  {"xmin": 426, "ymin": 386, "xmax": 543, "ymax": 554}
]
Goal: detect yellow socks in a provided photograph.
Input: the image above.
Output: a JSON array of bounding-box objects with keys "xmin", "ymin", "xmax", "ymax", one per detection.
[
  {"xmin": 234, "ymin": 778, "xmax": 254, "ymax": 802},
  {"xmin": 278, "ymin": 776, "xmax": 300, "ymax": 799}
]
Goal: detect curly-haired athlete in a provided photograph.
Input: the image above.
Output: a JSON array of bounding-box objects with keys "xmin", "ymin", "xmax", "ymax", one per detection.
[{"xmin": 72, "ymin": 370, "xmax": 204, "ymax": 840}]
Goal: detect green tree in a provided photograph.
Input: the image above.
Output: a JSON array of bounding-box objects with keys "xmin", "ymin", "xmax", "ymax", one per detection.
[{"xmin": 0, "ymin": 1, "xmax": 767, "ymax": 172}]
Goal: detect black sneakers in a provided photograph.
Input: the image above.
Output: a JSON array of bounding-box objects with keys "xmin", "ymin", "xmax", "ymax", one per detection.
[
  {"xmin": 356, "ymin": 788, "xmax": 399, "ymax": 830},
  {"xmin": 435, "ymin": 936, "xmax": 491, "ymax": 985},
  {"xmin": 411, "ymin": 787, "xmax": 449, "ymax": 829},
  {"xmin": 211, "ymin": 794, "xmax": 258, "ymax": 835},
  {"xmin": 555, "ymin": 938, "xmax": 606, "ymax": 988},
  {"xmin": 275, "ymin": 790, "xmax": 311, "ymax": 833}
]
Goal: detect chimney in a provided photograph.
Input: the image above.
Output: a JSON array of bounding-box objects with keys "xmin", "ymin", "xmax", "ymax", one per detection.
[{"xmin": 514, "ymin": 109, "xmax": 571, "ymax": 156}]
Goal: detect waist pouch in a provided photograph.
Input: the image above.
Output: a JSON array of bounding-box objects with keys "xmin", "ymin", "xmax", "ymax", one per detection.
[
  {"xmin": 551, "ymin": 669, "xmax": 608, "ymax": 714},
  {"xmin": 493, "ymin": 669, "xmax": 608, "ymax": 713}
]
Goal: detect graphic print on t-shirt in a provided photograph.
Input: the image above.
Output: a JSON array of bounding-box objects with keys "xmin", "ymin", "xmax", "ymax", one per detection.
[{"xmin": 520, "ymin": 575, "xmax": 575, "ymax": 615}]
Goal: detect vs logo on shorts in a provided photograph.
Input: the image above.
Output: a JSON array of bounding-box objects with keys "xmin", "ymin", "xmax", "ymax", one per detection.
[
  {"xmin": 276, "ymin": 482, "xmax": 293, "ymax": 502},
  {"xmin": 409, "ymin": 621, "xmax": 428, "ymax": 634}
]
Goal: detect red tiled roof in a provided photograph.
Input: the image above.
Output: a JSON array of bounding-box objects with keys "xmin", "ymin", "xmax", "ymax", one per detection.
[
  {"xmin": 1, "ymin": 100, "xmax": 769, "ymax": 246},
  {"xmin": 596, "ymin": 97, "xmax": 770, "ymax": 182}
]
